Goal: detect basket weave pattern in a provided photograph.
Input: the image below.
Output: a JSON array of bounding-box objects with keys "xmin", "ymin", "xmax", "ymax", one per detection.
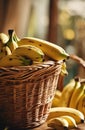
[{"xmin": 0, "ymin": 60, "xmax": 62, "ymax": 129}]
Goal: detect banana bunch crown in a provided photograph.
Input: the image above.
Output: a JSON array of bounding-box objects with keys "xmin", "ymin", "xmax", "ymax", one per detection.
[
  {"xmin": 0, "ymin": 32, "xmax": 12, "ymax": 59},
  {"xmin": 5, "ymin": 29, "xmax": 18, "ymax": 52}
]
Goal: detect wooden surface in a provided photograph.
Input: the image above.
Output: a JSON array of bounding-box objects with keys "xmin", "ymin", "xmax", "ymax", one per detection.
[{"xmin": 33, "ymin": 122, "xmax": 85, "ymax": 130}]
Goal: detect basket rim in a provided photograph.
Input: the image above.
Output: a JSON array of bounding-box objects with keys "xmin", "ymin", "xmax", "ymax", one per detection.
[
  {"xmin": 0, "ymin": 60, "xmax": 62, "ymax": 83},
  {"xmin": 0, "ymin": 60, "xmax": 63, "ymax": 70}
]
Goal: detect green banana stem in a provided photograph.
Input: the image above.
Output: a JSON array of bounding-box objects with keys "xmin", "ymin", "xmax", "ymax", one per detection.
[
  {"xmin": 5, "ymin": 29, "xmax": 18, "ymax": 52},
  {"xmin": 13, "ymin": 31, "xmax": 20, "ymax": 42},
  {"xmin": 7, "ymin": 29, "xmax": 14, "ymax": 44}
]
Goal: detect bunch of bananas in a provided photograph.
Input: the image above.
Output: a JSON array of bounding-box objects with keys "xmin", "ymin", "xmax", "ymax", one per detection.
[
  {"xmin": 47, "ymin": 107, "xmax": 84, "ymax": 129},
  {"xmin": 50, "ymin": 77, "xmax": 85, "ymax": 129},
  {"xmin": 0, "ymin": 29, "xmax": 69, "ymax": 67}
]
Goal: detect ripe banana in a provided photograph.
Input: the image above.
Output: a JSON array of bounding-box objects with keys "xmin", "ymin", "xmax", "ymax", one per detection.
[
  {"xmin": 12, "ymin": 45, "xmax": 44, "ymax": 62},
  {"xmin": 0, "ymin": 51, "xmax": 6, "ymax": 60},
  {"xmin": 60, "ymin": 60, "xmax": 68, "ymax": 76},
  {"xmin": 6, "ymin": 30, "xmax": 18, "ymax": 52},
  {"xmin": 55, "ymin": 90, "xmax": 62, "ymax": 99},
  {"xmin": 57, "ymin": 78, "xmax": 76, "ymax": 107},
  {"xmin": 0, "ymin": 33, "xmax": 9, "ymax": 53},
  {"xmin": 52, "ymin": 97, "xmax": 60, "ymax": 107},
  {"xmin": 0, "ymin": 54, "xmax": 33, "ymax": 67},
  {"xmin": 60, "ymin": 115, "xmax": 77, "ymax": 128},
  {"xmin": 47, "ymin": 116, "xmax": 69, "ymax": 129},
  {"xmin": 0, "ymin": 33, "xmax": 8, "ymax": 44},
  {"xmin": 47, "ymin": 107, "xmax": 84, "ymax": 124},
  {"xmin": 17, "ymin": 37, "xmax": 69, "ymax": 61},
  {"xmin": 0, "ymin": 46, "xmax": 12, "ymax": 59},
  {"xmin": 2, "ymin": 46, "xmax": 12, "ymax": 55},
  {"xmin": 69, "ymin": 81, "xmax": 85, "ymax": 109},
  {"xmin": 52, "ymin": 90, "xmax": 62, "ymax": 107},
  {"xmin": 77, "ymin": 88, "xmax": 85, "ymax": 117}
]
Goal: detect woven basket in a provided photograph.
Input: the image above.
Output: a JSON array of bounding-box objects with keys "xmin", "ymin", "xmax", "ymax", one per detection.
[{"xmin": 0, "ymin": 60, "xmax": 62, "ymax": 129}]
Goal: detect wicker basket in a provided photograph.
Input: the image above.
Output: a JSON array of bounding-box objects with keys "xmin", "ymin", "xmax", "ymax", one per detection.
[{"xmin": 0, "ymin": 60, "xmax": 62, "ymax": 129}]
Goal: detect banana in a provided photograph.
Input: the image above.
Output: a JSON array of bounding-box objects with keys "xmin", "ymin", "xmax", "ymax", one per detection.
[
  {"xmin": 52, "ymin": 90, "xmax": 62, "ymax": 107},
  {"xmin": 77, "ymin": 89, "xmax": 85, "ymax": 117},
  {"xmin": 60, "ymin": 115, "xmax": 77, "ymax": 128},
  {"xmin": 0, "ymin": 33, "xmax": 9, "ymax": 54},
  {"xmin": 47, "ymin": 107, "xmax": 84, "ymax": 124},
  {"xmin": 0, "ymin": 50, "xmax": 6, "ymax": 60},
  {"xmin": 13, "ymin": 31, "xmax": 20, "ymax": 42},
  {"xmin": 55, "ymin": 90, "xmax": 62, "ymax": 99},
  {"xmin": 57, "ymin": 78, "xmax": 76, "ymax": 107},
  {"xmin": 2, "ymin": 46, "xmax": 12, "ymax": 55},
  {"xmin": 0, "ymin": 33, "xmax": 8, "ymax": 44},
  {"xmin": 69, "ymin": 80, "xmax": 85, "ymax": 109},
  {"xmin": 17, "ymin": 37, "xmax": 69, "ymax": 61},
  {"xmin": 0, "ymin": 46, "xmax": 12, "ymax": 60},
  {"xmin": 0, "ymin": 46, "xmax": 12, "ymax": 59},
  {"xmin": 60, "ymin": 60, "xmax": 68, "ymax": 76},
  {"xmin": 52, "ymin": 97, "xmax": 60, "ymax": 107},
  {"xmin": 0, "ymin": 54, "xmax": 33, "ymax": 67},
  {"xmin": 6, "ymin": 29, "xmax": 18, "ymax": 52},
  {"xmin": 12, "ymin": 45, "xmax": 44, "ymax": 62},
  {"xmin": 47, "ymin": 116, "xmax": 69, "ymax": 130}
]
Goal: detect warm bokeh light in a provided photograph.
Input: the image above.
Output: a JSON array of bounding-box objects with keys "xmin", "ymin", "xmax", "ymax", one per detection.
[{"xmin": 63, "ymin": 29, "xmax": 75, "ymax": 40}]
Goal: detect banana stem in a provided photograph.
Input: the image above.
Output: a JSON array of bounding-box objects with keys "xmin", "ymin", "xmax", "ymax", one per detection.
[{"xmin": 8, "ymin": 29, "xmax": 14, "ymax": 41}]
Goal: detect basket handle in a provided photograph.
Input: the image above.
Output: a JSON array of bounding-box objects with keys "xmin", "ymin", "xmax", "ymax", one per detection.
[
  {"xmin": 70, "ymin": 54, "xmax": 85, "ymax": 68},
  {"xmin": 57, "ymin": 54, "xmax": 85, "ymax": 91}
]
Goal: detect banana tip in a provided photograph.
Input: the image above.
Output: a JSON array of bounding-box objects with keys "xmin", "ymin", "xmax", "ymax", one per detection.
[
  {"xmin": 74, "ymin": 76, "xmax": 80, "ymax": 82},
  {"xmin": 67, "ymin": 55, "xmax": 70, "ymax": 60},
  {"xmin": 81, "ymin": 119, "xmax": 85, "ymax": 123},
  {"xmin": 63, "ymin": 126, "xmax": 68, "ymax": 130}
]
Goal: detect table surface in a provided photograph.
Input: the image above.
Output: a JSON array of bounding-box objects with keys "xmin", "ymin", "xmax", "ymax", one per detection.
[{"xmin": 33, "ymin": 122, "xmax": 85, "ymax": 130}]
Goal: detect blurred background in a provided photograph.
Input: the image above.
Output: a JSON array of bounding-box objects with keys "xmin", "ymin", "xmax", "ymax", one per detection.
[{"xmin": 0, "ymin": 0, "xmax": 85, "ymax": 84}]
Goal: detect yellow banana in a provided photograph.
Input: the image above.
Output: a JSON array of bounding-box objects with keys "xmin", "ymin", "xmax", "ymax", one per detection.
[
  {"xmin": 0, "ymin": 33, "xmax": 8, "ymax": 44},
  {"xmin": 47, "ymin": 116, "xmax": 69, "ymax": 129},
  {"xmin": 52, "ymin": 90, "xmax": 62, "ymax": 107},
  {"xmin": 0, "ymin": 33, "xmax": 9, "ymax": 53},
  {"xmin": 17, "ymin": 37, "xmax": 69, "ymax": 61},
  {"xmin": 0, "ymin": 54, "xmax": 33, "ymax": 67},
  {"xmin": 55, "ymin": 90, "xmax": 62, "ymax": 99},
  {"xmin": 12, "ymin": 45, "xmax": 44, "ymax": 62},
  {"xmin": 2, "ymin": 46, "xmax": 12, "ymax": 55},
  {"xmin": 60, "ymin": 115, "xmax": 77, "ymax": 128},
  {"xmin": 57, "ymin": 78, "xmax": 76, "ymax": 107},
  {"xmin": 77, "ymin": 89, "xmax": 85, "ymax": 117},
  {"xmin": 0, "ymin": 52, "xmax": 6, "ymax": 60},
  {"xmin": 6, "ymin": 30, "xmax": 18, "ymax": 52},
  {"xmin": 47, "ymin": 107, "xmax": 84, "ymax": 124},
  {"xmin": 60, "ymin": 60, "xmax": 68, "ymax": 76},
  {"xmin": 52, "ymin": 97, "xmax": 60, "ymax": 107},
  {"xmin": 0, "ymin": 47, "xmax": 6, "ymax": 59},
  {"xmin": 69, "ymin": 81, "xmax": 85, "ymax": 109},
  {"xmin": 0, "ymin": 46, "xmax": 12, "ymax": 59}
]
